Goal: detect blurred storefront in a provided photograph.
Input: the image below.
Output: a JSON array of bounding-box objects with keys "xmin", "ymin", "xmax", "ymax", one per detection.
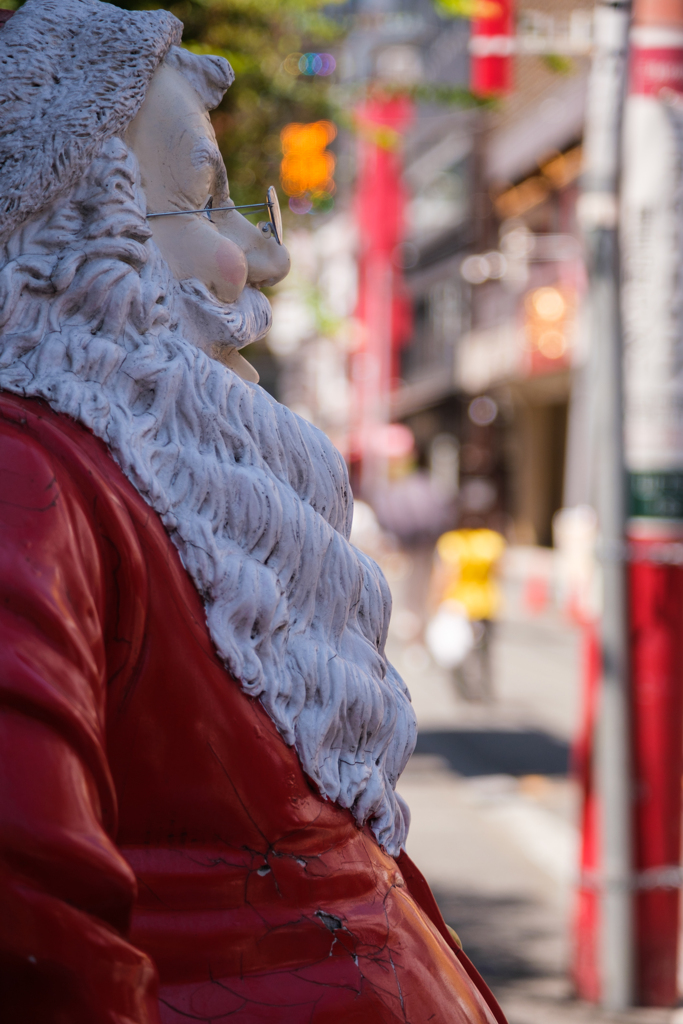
[{"xmin": 395, "ymin": 4, "xmax": 592, "ymax": 548}]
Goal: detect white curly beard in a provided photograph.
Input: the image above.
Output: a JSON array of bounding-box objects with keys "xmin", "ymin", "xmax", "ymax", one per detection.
[
  {"xmin": 177, "ymin": 277, "xmax": 273, "ymax": 350},
  {"xmin": 0, "ymin": 136, "xmax": 416, "ymax": 854}
]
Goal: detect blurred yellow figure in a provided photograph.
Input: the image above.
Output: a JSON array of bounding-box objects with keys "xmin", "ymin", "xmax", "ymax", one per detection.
[
  {"xmin": 431, "ymin": 529, "xmax": 505, "ymax": 702},
  {"xmin": 436, "ymin": 528, "xmax": 505, "ymax": 621}
]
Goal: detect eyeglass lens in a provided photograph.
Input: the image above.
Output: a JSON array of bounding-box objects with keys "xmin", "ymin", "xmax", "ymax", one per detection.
[{"xmin": 267, "ymin": 186, "xmax": 283, "ymax": 246}]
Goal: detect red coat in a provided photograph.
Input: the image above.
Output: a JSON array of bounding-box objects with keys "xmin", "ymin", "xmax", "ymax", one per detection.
[{"xmin": 0, "ymin": 393, "xmax": 505, "ymax": 1024}]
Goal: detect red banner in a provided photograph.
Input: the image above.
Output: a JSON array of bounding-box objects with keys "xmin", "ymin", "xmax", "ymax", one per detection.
[
  {"xmin": 470, "ymin": 0, "xmax": 515, "ymax": 97},
  {"xmin": 630, "ymin": 46, "xmax": 683, "ymax": 95}
]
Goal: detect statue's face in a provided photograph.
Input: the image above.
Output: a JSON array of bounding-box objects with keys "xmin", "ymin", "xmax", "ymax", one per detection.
[{"xmin": 126, "ymin": 63, "xmax": 290, "ymax": 306}]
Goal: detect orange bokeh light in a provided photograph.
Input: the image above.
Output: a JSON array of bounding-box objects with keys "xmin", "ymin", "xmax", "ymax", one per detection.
[
  {"xmin": 280, "ymin": 121, "xmax": 337, "ymax": 198},
  {"xmin": 524, "ymin": 285, "xmax": 573, "ymax": 365}
]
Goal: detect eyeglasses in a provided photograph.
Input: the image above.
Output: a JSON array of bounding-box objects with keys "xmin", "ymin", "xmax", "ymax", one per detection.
[{"xmin": 147, "ymin": 185, "xmax": 283, "ymax": 245}]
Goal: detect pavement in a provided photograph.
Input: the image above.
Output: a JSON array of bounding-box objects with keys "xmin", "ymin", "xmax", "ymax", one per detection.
[{"xmin": 383, "ymin": 544, "xmax": 683, "ymax": 1024}]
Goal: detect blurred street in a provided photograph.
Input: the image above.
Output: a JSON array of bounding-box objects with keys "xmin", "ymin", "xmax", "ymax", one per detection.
[{"xmin": 390, "ymin": 549, "xmax": 682, "ymax": 1023}]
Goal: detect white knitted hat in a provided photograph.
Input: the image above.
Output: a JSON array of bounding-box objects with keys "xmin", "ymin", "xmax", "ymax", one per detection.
[{"xmin": 0, "ymin": 0, "xmax": 231, "ymax": 244}]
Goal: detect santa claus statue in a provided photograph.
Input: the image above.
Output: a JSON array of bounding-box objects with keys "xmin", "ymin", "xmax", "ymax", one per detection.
[{"xmin": 0, "ymin": 2, "xmax": 506, "ymax": 1021}]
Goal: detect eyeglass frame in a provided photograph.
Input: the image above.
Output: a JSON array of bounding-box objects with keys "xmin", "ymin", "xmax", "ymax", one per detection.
[{"xmin": 146, "ymin": 185, "xmax": 283, "ymax": 245}]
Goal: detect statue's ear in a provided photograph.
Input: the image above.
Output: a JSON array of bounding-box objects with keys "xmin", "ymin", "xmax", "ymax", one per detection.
[{"xmin": 164, "ymin": 46, "xmax": 234, "ymax": 110}]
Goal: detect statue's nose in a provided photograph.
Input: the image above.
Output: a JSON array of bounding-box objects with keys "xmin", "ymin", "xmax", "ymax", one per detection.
[
  {"xmin": 212, "ymin": 207, "xmax": 291, "ymax": 290},
  {"xmin": 245, "ymin": 229, "xmax": 290, "ymax": 288}
]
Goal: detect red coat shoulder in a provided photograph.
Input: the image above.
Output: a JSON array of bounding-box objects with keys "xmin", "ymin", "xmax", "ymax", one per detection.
[{"xmin": 0, "ymin": 393, "xmax": 161, "ymax": 1024}]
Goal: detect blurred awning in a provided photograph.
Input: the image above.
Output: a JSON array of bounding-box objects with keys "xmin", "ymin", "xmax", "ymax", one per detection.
[{"xmin": 485, "ymin": 74, "xmax": 588, "ymax": 188}]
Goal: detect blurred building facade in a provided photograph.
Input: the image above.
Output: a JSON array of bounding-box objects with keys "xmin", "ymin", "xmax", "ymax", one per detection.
[
  {"xmin": 395, "ymin": 0, "xmax": 593, "ymax": 547},
  {"xmin": 266, "ymin": 0, "xmax": 596, "ymax": 549}
]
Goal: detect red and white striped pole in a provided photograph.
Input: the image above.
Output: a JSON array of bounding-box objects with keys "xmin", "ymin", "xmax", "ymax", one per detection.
[
  {"xmin": 469, "ymin": 0, "xmax": 515, "ymax": 98},
  {"xmin": 622, "ymin": 0, "xmax": 683, "ymax": 1004}
]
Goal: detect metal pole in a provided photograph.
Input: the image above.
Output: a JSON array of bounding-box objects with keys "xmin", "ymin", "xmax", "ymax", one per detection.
[{"xmin": 580, "ymin": 0, "xmax": 633, "ymax": 1010}]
